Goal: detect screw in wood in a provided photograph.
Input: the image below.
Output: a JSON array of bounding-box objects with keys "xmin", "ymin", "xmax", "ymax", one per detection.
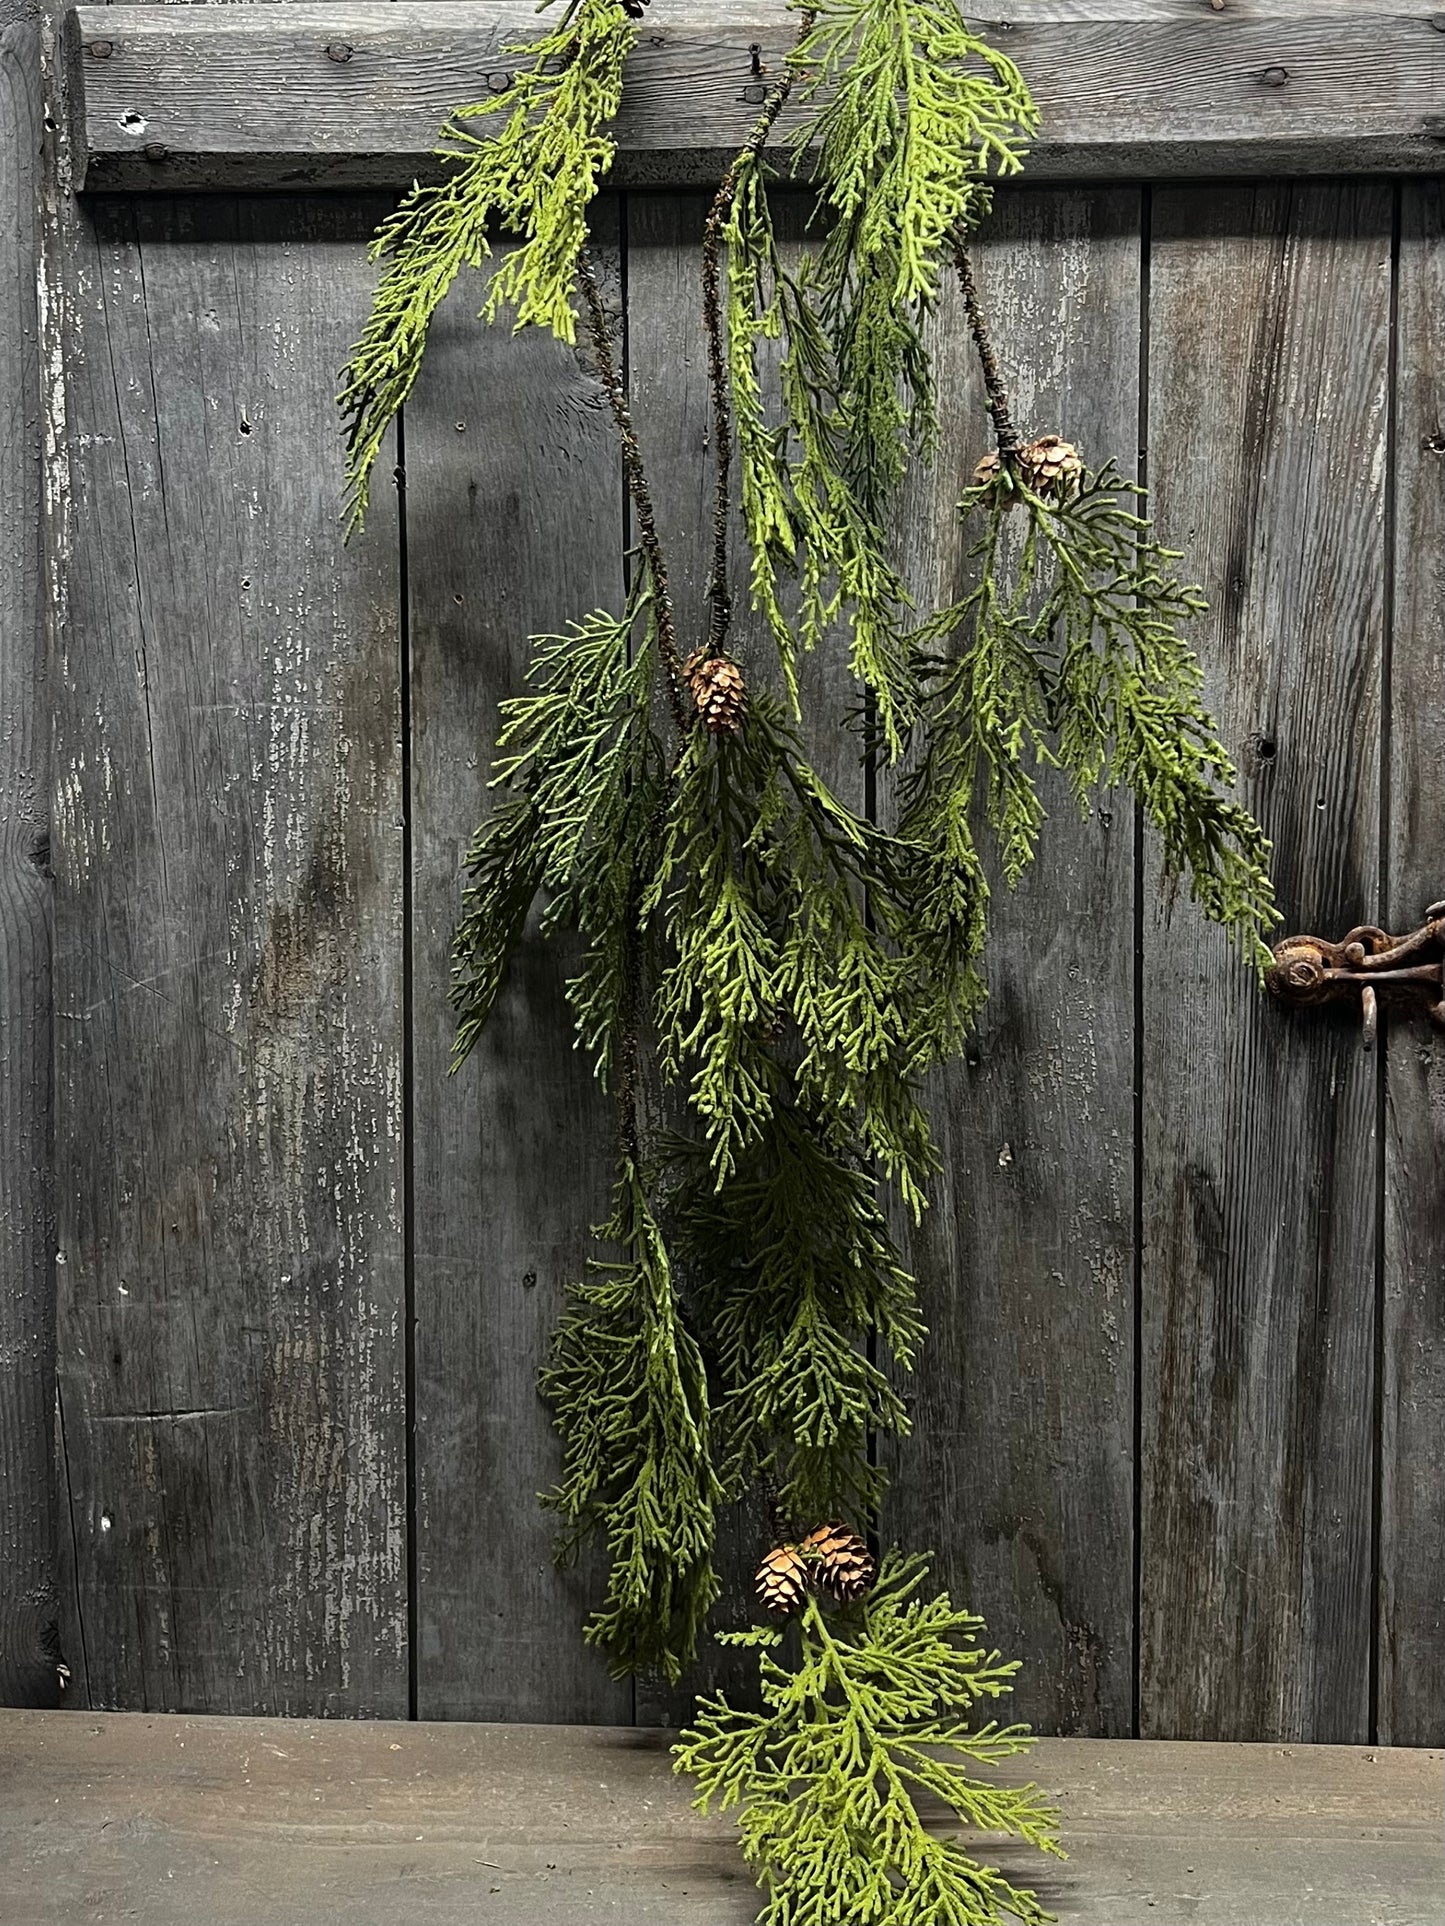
[
  {"xmin": 325, "ymin": 41, "xmax": 354, "ymax": 63},
  {"xmin": 142, "ymin": 142, "xmax": 168, "ymax": 162},
  {"xmin": 86, "ymin": 38, "xmax": 114, "ymax": 58},
  {"xmin": 1260, "ymin": 65, "xmax": 1289, "ymax": 86}
]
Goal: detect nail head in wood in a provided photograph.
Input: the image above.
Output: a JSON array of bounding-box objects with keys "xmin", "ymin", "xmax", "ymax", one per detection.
[
  {"xmin": 326, "ymin": 41, "xmax": 354, "ymax": 62},
  {"xmin": 1261, "ymin": 64, "xmax": 1289, "ymax": 86},
  {"xmin": 85, "ymin": 37, "xmax": 113, "ymax": 57}
]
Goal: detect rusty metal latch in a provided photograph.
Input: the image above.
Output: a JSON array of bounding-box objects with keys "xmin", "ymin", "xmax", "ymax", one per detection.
[{"xmin": 1265, "ymin": 903, "xmax": 1445, "ymax": 1049}]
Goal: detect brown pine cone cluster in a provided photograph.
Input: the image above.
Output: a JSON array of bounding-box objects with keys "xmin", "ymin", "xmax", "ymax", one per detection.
[
  {"xmin": 973, "ymin": 433, "xmax": 1083, "ymax": 505},
  {"xmin": 685, "ymin": 651, "xmax": 747, "ymax": 734},
  {"xmin": 754, "ymin": 1522, "xmax": 877, "ymax": 1615}
]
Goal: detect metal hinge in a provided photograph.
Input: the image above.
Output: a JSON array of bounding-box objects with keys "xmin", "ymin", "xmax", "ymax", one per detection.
[{"xmin": 1265, "ymin": 902, "xmax": 1445, "ymax": 1049}]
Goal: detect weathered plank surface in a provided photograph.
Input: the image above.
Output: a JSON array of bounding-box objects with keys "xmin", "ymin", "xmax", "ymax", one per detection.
[
  {"xmin": 65, "ymin": 0, "xmax": 1445, "ymax": 193},
  {"xmin": 0, "ymin": 23, "xmax": 61, "ymax": 1711},
  {"xmin": 880, "ymin": 188, "xmax": 1141, "ymax": 1739},
  {"xmin": 1, "ymin": 1710, "xmax": 1441, "ymax": 1926},
  {"xmin": 52, "ymin": 196, "xmax": 408, "ymax": 1714},
  {"xmin": 1140, "ymin": 181, "xmax": 1391, "ymax": 1742},
  {"xmin": 1380, "ymin": 179, "xmax": 1445, "ymax": 1751},
  {"xmin": 406, "ymin": 206, "xmax": 630, "ymax": 1724}
]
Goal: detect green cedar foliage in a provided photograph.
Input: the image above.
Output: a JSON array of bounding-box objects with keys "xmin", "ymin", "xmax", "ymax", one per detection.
[
  {"xmin": 542, "ymin": 1156, "xmax": 723, "ymax": 1682},
  {"xmin": 675, "ymin": 1551, "xmax": 1064, "ymax": 1926},
  {"xmin": 795, "ymin": 0, "xmax": 1039, "ymax": 511},
  {"xmin": 910, "ymin": 462, "xmax": 1277, "ymax": 963},
  {"xmin": 342, "ymin": 0, "xmax": 1277, "ymax": 1713},
  {"xmin": 337, "ymin": 0, "xmax": 636, "ymax": 528}
]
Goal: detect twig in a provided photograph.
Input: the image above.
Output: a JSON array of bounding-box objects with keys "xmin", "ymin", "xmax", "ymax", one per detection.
[
  {"xmin": 952, "ymin": 240, "xmax": 1022, "ymax": 459},
  {"xmin": 577, "ymin": 248, "xmax": 692, "ymax": 738},
  {"xmin": 699, "ymin": 12, "xmax": 816, "ymax": 659}
]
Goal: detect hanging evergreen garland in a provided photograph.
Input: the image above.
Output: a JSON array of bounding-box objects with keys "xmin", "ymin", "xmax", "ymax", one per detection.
[{"xmin": 340, "ymin": 2, "xmax": 1277, "ymax": 1918}]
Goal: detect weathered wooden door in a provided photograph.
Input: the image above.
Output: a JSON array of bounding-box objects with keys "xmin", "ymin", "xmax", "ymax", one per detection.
[{"xmin": 2, "ymin": 3, "xmax": 1441, "ymax": 1747}]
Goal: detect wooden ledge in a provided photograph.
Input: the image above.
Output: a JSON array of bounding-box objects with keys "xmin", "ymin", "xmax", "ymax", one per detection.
[
  {"xmin": 65, "ymin": 0, "xmax": 1445, "ymax": 193},
  {"xmin": 0, "ymin": 1710, "xmax": 1440, "ymax": 1925}
]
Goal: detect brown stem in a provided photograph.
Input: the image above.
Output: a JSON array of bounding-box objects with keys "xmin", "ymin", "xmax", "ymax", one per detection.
[
  {"xmin": 577, "ymin": 248, "xmax": 692, "ymax": 738},
  {"xmin": 952, "ymin": 240, "xmax": 1022, "ymax": 458},
  {"xmin": 699, "ymin": 12, "xmax": 815, "ymax": 659}
]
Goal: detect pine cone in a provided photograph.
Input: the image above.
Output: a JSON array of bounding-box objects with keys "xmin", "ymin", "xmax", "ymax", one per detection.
[
  {"xmin": 756, "ymin": 1543, "xmax": 809, "ymax": 1616},
  {"xmin": 685, "ymin": 652, "xmax": 747, "ymax": 734},
  {"xmin": 972, "ymin": 436, "xmax": 1083, "ymax": 505},
  {"xmin": 1022, "ymin": 433, "xmax": 1083, "ymax": 502},
  {"xmin": 973, "ymin": 449, "xmax": 1005, "ymax": 490},
  {"xmin": 801, "ymin": 1522, "xmax": 876, "ymax": 1604}
]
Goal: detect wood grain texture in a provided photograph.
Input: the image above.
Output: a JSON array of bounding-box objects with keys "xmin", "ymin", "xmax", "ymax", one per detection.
[
  {"xmin": 52, "ymin": 196, "xmax": 408, "ymax": 1714},
  {"xmin": 1141, "ymin": 181, "xmax": 1391, "ymax": 1743},
  {"xmin": 65, "ymin": 1, "xmax": 1445, "ymax": 193},
  {"xmin": 406, "ymin": 205, "xmax": 630, "ymax": 1724},
  {"xmin": 0, "ymin": 22, "xmax": 61, "ymax": 1711},
  {"xmin": 1380, "ymin": 178, "xmax": 1445, "ymax": 1750},
  {"xmin": 1, "ymin": 1710, "xmax": 1442, "ymax": 1926},
  {"xmin": 879, "ymin": 189, "xmax": 1141, "ymax": 1739}
]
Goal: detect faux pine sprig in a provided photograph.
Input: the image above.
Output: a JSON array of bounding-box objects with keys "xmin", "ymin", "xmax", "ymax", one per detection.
[
  {"xmin": 676, "ymin": 1551, "xmax": 1065, "ymax": 1926},
  {"xmin": 542, "ymin": 1156, "xmax": 723, "ymax": 1682},
  {"xmin": 337, "ymin": 0, "xmax": 637, "ymax": 528},
  {"xmin": 341, "ymin": 4, "xmax": 1278, "ymax": 1919}
]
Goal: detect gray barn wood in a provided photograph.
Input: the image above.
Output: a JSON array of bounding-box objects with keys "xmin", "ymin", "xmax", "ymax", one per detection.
[
  {"xmin": 1382, "ymin": 178, "xmax": 1445, "ymax": 1749},
  {"xmin": 4, "ymin": 0, "xmax": 1444, "ymax": 1755},
  {"xmin": 1141, "ymin": 181, "xmax": 1390, "ymax": 1742},
  {"xmin": 65, "ymin": 0, "xmax": 1445, "ymax": 194},
  {"xmin": 406, "ymin": 210, "xmax": 630, "ymax": 1725},
  {"xmin": 0, "ymin": 1710, "xmax": 1441, "ymax": 1926},
  {"xmin": 51, "ymin": 195, "xmax": 409, "ymax": 1714},
  {"xmin": 0, "ymin": 23, "xmax": 59, "ymax": 1710},
  {"xmin": 881, "ymin": 186, "xmax": 1141, "ymax": 1739}
]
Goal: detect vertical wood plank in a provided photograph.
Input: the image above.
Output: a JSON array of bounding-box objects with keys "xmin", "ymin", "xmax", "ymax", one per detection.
[
  {"xmin": 881, "ymin": 188, "xmax": 1142, "ymax": 1738},
  {"xmin": 408, "ymin": 207, "xmax": 631, "ymax": 1723},
  {"xmin": 0, "ymin": 23, "xmax": 62, "ymax": 1710},
  {"xmin": 1141, "ymin": 181, "xmax": 1390, "ymax": 1743},
  {"xmin": 53, "ymin": 196, "xmax": 408, "ymax": 1714},
  {"xmin": 1381, "ymin": 178, "xmax": 1444, "ymax": 1750}
]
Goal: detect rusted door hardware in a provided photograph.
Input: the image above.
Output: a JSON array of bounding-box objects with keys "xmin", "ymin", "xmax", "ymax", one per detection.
[{"xmin": 1265, "ymin": 903, "xmax": 1445, "ymax": 1048}]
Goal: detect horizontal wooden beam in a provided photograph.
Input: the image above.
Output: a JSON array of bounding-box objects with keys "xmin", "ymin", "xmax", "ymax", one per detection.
[{"xmin": 67, "ymin": 1, "xmax": 1445, "ymax": 192}]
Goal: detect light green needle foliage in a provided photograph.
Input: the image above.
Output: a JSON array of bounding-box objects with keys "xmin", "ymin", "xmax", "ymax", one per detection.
[
  {"xmin": 675, "ymin": 1551, "xmax": 1064, "ymax": 1926},
  {"xmin": 452, "ymin": 587, "xmax": 666, "ymax": 1081},
  {"xmin": 721, "ymin": 0, "xmax": 1035, "ymax": 752},
  {"xmin": 723, "ymin": 163, "xmax": 918, "ymax": 749},
  {"xmin": 542, "ymin": 1158, "xmax": 723, "ymax": 1683},
  {"xmin": 794, "ymin": 0, "xmax": 1039, "ymax": 509},
  {"xmin": 909, "ymin": 463, "xmax": 1278, "ymax": 964},
  {"xmin": 338, "ymin": 0, "xmax": 637, "ymax": 527}
]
